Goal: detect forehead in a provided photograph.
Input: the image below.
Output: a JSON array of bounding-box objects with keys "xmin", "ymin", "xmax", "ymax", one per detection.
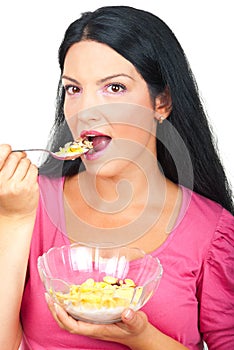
[{"xmin": 63, "ymin": 40, "xmax": 139, "ymax": 79}]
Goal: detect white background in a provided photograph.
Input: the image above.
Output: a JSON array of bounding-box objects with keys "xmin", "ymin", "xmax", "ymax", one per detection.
[{"xmin": 0, "ymin": 0, "xmax": 233, "ymax": 192}]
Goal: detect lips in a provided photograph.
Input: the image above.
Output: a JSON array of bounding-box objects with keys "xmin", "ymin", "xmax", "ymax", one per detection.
[{"xmin": 81, "ymin": 130, "xmax": 112, "ymax": 153}]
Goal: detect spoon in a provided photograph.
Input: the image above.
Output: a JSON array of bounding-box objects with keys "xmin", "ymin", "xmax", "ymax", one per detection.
[
  {"xmin": 12, "ymin": 148, "xmax": 91, "ymax": 160},
  {"xmin": 12, "ymin": 140, "xmax": 93, "ymax": 161}
]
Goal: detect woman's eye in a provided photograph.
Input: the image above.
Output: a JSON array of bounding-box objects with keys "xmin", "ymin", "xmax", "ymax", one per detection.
[
  {"xmin": 105, "ymin": 83, "xmax": 126, "ymax": 94},
  {"xmin": 64, "ymin": 85, "xmax": 81, "ymax": 95}
]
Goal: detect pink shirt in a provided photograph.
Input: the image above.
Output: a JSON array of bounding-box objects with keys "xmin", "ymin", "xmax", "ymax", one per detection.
[{"xmin": 20, "ymin": 176, "xmax": 234, "ymax": 350}]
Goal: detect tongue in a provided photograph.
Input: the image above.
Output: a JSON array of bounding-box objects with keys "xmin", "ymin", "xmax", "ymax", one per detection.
[{"xmin": 92, "ymin": 136, "xmax": 111, "ymax": 152}]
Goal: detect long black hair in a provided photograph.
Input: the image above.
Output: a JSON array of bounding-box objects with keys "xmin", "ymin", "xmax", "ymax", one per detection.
[{"xmin": 39, "ymin": 5, "xmax": 234, "ymax": 214}]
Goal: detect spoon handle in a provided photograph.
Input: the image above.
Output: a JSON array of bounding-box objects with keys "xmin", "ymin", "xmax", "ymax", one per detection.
[
  {"xmin": 13, "ymin": 148, "xmax": 51, "ymax": 154},
  {"xmin": 12, "ymin": 148, "xmax": 87, "ymax": 161}
]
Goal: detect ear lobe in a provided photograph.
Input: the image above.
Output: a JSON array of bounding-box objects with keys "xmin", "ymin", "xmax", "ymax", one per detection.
[{"xmin": 154, "ymin": 87, "xmax": 172, "ymax": 121}]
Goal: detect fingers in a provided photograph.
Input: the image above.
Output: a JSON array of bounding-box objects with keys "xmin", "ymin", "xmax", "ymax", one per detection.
[
  {"xmin": 121, "ymin": 308, "xmax": 148, "ymax": 333},
  {"xmin": 24, "ymin": 162, "xmax": 39, "ymax": 185},
  {"xmin": 0, "ymin": 144, "xmax": 39, "ymax": 217},
  {"xmin": 45, "ymin": 293, "xmax": 91, "ymax": 335},
  {"xmin": 0, "ymin": 144, "xmax": 38, "ymax": 184},
  {"xmin": 0, "ymin": 148, "xmax": 27, "ymax": 179},
  {"xmin": 45, "ymin": 292, "xmax": 150, "ymax": 345},
  {"xmin": 53, "ymin": 304, "xmax": 82, "ymax": 334},
  {"xmin": 11, "ymin": 157, "xmax": 31, "ymax": 180},
  {"xmin": 11, "ymin": 157, "xmax": 38, "ymax": 185},
  {"xmin": 0, "ymin": 145, "xmax": 38, "ymax": 183},
  {"xmin": 0, "ymin": 144, "xmax": 13, "ymax": 171},
  {"xmin": 45, "ymin": 293, "xmax": 68, "ymax": 331}
]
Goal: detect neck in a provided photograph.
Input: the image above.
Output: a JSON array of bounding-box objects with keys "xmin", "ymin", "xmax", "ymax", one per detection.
[{"xmin": 77, "ymin": 155, "xmax": 167, "ymax": 214}]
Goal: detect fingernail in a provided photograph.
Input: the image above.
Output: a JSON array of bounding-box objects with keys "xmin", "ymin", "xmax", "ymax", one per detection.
[
  {"xmin": 44, "ymin": 292, "xmax": 50, "ymax": 304},
  {"xmin": 54, "ymin": 302, "xmax": 60, "ymax": 314},
  {"xmin": 124, "ymin": 308, "xmax": 134, "ymax": 320}
]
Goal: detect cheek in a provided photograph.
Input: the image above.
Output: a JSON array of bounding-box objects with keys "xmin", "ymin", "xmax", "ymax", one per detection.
[
  {"xmin": 114, "ymin": 124, "xmax": 153, "ymax": 145},
  {"xmin": 63, "ymin": 99, "xmax": 70, "ymax": 120},
  {"xmin": 112, "ymin": 105, "xmax": 155, "ymax": 141},
  {"xmin": 128, "ymin": 85, "xmax": 154, "ymax": 109},
  {"xmin": 64, "ymin": 100, "xmax": 82, "ymax": 140},
  {"xmin": 64, "ymin": 97, "xmax": 79, "ymax": 120}
]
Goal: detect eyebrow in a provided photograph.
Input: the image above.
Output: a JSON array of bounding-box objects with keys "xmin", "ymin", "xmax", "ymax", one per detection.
[{"xmin": 61, "ymin": 73, "xmax": 134, "ymax": 85}]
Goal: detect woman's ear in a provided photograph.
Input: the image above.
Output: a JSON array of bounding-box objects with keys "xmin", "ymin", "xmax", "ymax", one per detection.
[{"xmin": 154, "ymin": 87, "xmax": 172, "ymax": 123}]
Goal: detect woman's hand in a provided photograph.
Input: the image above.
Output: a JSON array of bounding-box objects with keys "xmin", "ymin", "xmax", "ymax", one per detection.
[
  {"xmin": 0, "ymin": 144, "xmax": 39, "ymax": 219},
  {"xmin": 45, "ymin": 294, "xmax": 189, "ymax": 350},
  {"xmin": 45, "ymin": 293, "xmax": 152, "ymax": 349}
]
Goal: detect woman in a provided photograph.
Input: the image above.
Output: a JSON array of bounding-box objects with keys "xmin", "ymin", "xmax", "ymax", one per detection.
[{"xmin": 0, "ymin": 6, "xmax": 233, "ymax": 350}]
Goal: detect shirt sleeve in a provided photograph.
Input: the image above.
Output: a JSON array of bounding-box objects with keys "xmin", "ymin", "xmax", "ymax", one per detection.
[{"xmin": 197, "ymin": 208, "xmax": 234, "ymax": 350}]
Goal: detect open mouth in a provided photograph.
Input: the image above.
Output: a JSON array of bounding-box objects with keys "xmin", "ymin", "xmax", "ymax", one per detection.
[{"xmin": 81, "ymin": 131, "xmax": 112, "ymax": 154}]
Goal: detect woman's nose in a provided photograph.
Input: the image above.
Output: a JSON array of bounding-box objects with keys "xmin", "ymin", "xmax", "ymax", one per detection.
[
  {"xmin": 65, "ymin": 89, "xmax": 104, "ymax": 121},
  {"xmin": 66, "ymin": 104, "xmax": 105, "ymax": 139},
  {"xmin": 78, "ymin": 105, "xmax": 104, "ymax": 124},
  {"xmin": 68, "ymin": 94, "xmax": 108, "ymax": 132},
  {"xmin": 79, "ymin": 89, "xmax": 103, "ymax": 113}
]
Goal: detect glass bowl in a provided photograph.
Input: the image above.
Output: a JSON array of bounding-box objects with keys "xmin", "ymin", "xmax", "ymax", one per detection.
[{"xmin": 37, "ymin": 243, "xmax": 163, "ymax": 324}]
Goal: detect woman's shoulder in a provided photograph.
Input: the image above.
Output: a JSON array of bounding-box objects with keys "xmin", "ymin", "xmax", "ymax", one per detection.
[
  {"xmin": 179, "ymin": 186, "xmax": 233, "ymax": 245},
  {"xmin": 191, "ymin": 192, "xmax": 234, "ymax": 348},
  {"xmin": 181, "ymin": 185, "xmax": 233, "ymax": 224}
]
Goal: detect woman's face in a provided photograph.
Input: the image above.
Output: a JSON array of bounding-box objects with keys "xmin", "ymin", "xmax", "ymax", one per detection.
[{"xmin": 62, "ymin": 40, "xmax": 157, "ymax": 176}]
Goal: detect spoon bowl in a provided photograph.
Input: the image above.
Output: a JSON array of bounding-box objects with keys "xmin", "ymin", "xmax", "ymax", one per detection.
[{"xmin": 13, "ymin": 139, "xmax": 93, "ymax": 161}]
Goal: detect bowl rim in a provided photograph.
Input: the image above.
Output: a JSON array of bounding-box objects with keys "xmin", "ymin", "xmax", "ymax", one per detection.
[{"xmin": 37, "ymin": 242, "xmax": 163, "ymax": 284}]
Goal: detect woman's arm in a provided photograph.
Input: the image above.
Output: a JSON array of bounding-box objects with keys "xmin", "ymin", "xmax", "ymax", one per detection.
[
  {"xmin": 46, "ymin": 296, "xmax": 189, "ymax": 349},
  {"xmin": 197, "ymin": 208, "xmax": 234, "ymax": 349},
  {"xmin": 120, "ymin": 309, "xmax": 189, "ymax": 350},
  {"xmin": 0, "ymin": 144, "xmax": 39, "ymax": 350}
]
